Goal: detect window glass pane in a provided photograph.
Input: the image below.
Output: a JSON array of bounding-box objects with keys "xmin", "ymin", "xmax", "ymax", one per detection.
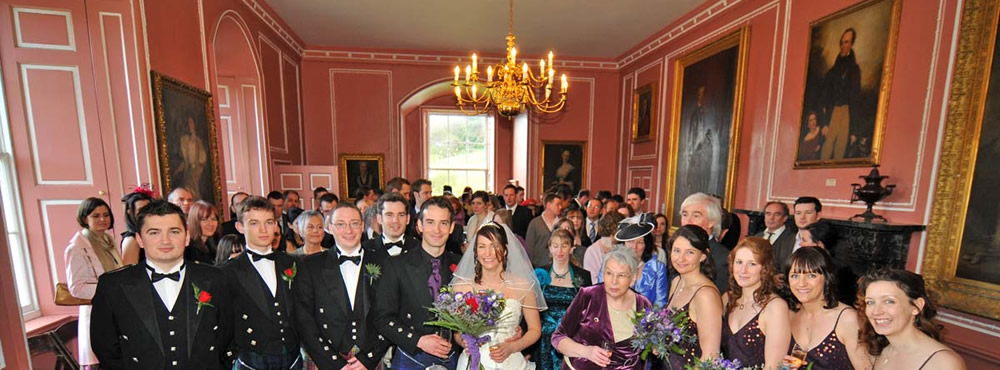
[
  {"xmin": 9, "ymin": 234, "xmax": 31, "ymax": 308},
  {"xmin": 427, "ymin": 111, "xmax": 493, "ymax": 193}
]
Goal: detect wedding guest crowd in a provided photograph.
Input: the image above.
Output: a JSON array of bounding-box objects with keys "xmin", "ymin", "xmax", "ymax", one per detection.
[{"xmin": 62, "ymin": 177, "xmax": 967, "ymax": 370}]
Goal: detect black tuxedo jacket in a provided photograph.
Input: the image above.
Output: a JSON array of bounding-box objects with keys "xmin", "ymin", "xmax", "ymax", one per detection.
[
  {"xmin": 294, "ymin": 246, "xmax": 390, "ymax": 369},
  {"xmin": 220, "ymin": 251, "xmax": 300, "ymax": 356},
  {"xmin": 361, "ymin": 234, "xmax": 420, "ymax": 256},
  {"xmin": 509, "ymin": 205, "xmax": 533, "ymax": 239},
  {"xmin": 755, "ymin": 228, "xmax": 796, "ymax": 270},
  {"xmin": 90, "ymin": 262, "xmax": 231, "ymax": 370},
  {"xmin": 374, "ymin": 247, "xmax": 462, "ymax": 355}
]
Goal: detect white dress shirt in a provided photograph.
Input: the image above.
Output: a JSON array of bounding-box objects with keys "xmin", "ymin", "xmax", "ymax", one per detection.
[
  {"xmin": 586, "ymin": 218, "xmax": 599, "ymax": 239},
  {"xmin": 383, "ymin": 234, "xmax": 404, "ymax": 257},
  {"xmin": 146, "ymin": 260, "xmax": 186, "ymax": 310},
  {"xmin": 248, "ymin": 249, "xmax": 278, "ymax": 296},
  {"xmin": 337, "ymin": 246, "xmax": 364, "ymax": 307},
  {"xmin": 793, "ymin": 230, "xmax": 803, "ymax": 253},
  {"xmin": 764, "ymin": 225, "xmax": 786, "ymax": 244}
]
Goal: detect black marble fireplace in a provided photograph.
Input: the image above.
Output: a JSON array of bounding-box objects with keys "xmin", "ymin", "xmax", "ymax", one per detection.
[{"xmin": 733, "ymin": 209, "xmax": 926, "ymax": 273}]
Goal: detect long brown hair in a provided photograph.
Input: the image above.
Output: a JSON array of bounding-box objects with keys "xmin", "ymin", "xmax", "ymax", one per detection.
[
  {"xmin": 473, "ymin": 223, "xmax": 509, "ymax": 284},
  {"xmin": 187, "ymin": 201, "xmax": 218, "ymax": 253},
  {"xmin": 857, "ymin": 268, "xmax": 942, "ymax": 356},
  {"xmin": 726, "ymin": 237, "xmax": 776, "ymax": 314}
]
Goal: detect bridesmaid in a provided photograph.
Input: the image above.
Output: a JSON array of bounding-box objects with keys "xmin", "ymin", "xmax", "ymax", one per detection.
[
  {"xmin": 666, "ymin": 225, "xmax": 723, "ymax": 368},
  {"xmin": 782, "ymin": 247, "xmax": 869, "ymax": 369},
  {"xmin": 534, "ymin": 229, "xmax": 592, "ymax": 370},
  {"xmin": 721, "ymin": 237, "xmax": 791, "ymax": 369},
  {"xmin": 858, "ymin": 269, "xmax": 965, "ymax": 370}
]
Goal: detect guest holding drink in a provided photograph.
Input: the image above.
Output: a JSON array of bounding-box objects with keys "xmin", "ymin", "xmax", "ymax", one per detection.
[
  {"xmin": 666, "ymin": 225, "xmax": 723, "ymax": 368},
  {"xmin": 534, "ymin": 229, "xmax": 592, "ymax": 369},
  {"xmin": 858, "ymin": 269, "xmax": 965, "ymax": 370},
  {"xmin": 721, "ymin": 237, "xmax": 791, "ymax": 369},
  {"xmin": 553, "ymin": 246, "xmax": 651, "ymax": 369},
  {"xmin": 782, "ymin": 247, "xmax": 868, "ymax": 369}
]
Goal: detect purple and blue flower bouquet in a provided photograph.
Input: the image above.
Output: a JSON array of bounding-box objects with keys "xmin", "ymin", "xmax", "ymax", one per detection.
[
  {"xmin": 424, "ymin": 286, "xmax": 510, "ymax": 370},
  {"xmin": 630, "ymin": 305, "xmax": 697, "ymax": 363},
  {"xmin": 685, "ymin": 356, "xmax": 750, "ymax": 370}
]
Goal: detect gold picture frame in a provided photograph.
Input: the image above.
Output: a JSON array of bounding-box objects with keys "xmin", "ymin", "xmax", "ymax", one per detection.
[
  {"xmin": 539, "ymin": 141, "xmax": 587, "ymax": 194},
  {"xmin": 793, "ymin": 0, "xmax": 902, "ymax": 168},
  {"xmin": 338, "ymin": 153, "xmax": 385, "ymax": 201},
  {"xmin": 922, "ymin": 0, "xmax": 1000, "ymax": 321},
  {"xmin": 664, "ymin": 27, "xmax": 749, "ymax": 228},
  {"xmin": 631, "ymin": 82, "xmax": 656, "ymax": 142},
  {"xmin": 151, "ymin": 71, "xmax": 223, "ymax": 208}
]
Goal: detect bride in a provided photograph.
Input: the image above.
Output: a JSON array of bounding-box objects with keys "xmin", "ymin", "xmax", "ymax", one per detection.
[{"xmin": 453, "ymin": 222, "xmax": 547, "ymax": 370}]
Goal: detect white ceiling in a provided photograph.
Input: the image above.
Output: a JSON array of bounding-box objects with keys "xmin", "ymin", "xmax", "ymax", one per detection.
[{"xmin": 263, "ymin": 0, "xmax": 707, "ymax": 58}]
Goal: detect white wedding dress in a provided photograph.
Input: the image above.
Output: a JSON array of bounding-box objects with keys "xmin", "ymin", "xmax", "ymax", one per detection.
[{"xmin": 456, "ymin": 299, "xmax": 534, "ymax": 370}]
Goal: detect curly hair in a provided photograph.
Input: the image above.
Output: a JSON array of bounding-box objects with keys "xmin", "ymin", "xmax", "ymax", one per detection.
[
  {"xmin": 473, "ymin": 223, "xmax": 509, "ymax": 284},
  {"xmin": 726, "ymin": 237, "xmax": 777, "ymax": 314},
  {"xmin": 783, "ymin": 247, "xmax": 839, "ymax": 311},
  {"xmin": 667, "ymin": 225, "xmax": 715, "ymax": 281},
  {"xmin": 857, "ymin": 268, "xmax": 943, "ymax": 356}
]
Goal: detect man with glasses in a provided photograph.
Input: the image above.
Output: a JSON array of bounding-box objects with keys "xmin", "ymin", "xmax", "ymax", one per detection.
[{"xmin": 295, "ymin": 203, "xmax": 390, "ymax": 370}]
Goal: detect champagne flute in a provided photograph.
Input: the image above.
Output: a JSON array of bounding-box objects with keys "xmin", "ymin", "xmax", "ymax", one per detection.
[
  {"xmin": 601, "ymin": 341, "xmax": 614, "ymax": 358},
  {"xmin": 789, "ymin": 343, "xmax": 808, "ymax": 368}
]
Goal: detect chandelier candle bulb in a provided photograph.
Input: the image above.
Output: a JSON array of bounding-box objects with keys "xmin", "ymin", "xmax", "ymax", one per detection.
[
  {"xmin": 540, "ymin": 59, "xmax": 545, "ymax": 76},
  {"xmin": 465, "ymin": 65, "xmax": 471, "ymax": 83},
  {"xmin": 522, "ymin": 62, "xmax": 528, "ymax": 77},
  {"xmin": 454, "ymin": 66, "xmax": 460, "ymax": 84},
  {"xmin": 548, "ymin": 68, "xmax": 554, "ymax": 83},
  {"xmin": 561, "ymin": 74, "xmax": 568, "ymax": 93},
  {"xmin": 472, "ymin": 84, "xmax": 478, "ymax": 99},
  {"xmin": 548, "ymin": 51, "xmax": 553, "ymax": 69},
  {"xmin": 455, "ymin": 86, "xmax": 461, "ymax": 99},
  {"xmin": 511, "ymin": 47, "xmax": 517, "ymax": 64},
  {"xmin": 472, "ymin": 53, "xmax": 477, "ymax": 73},
  {"xmin": 487, "ymin": 66, "xmax": 493, "ymax": 82}
]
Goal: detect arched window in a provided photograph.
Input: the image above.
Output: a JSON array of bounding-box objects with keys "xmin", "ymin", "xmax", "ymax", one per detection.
[{"xmin": 424, "ymin": 110, "xmax": 495, "ymax": 194}]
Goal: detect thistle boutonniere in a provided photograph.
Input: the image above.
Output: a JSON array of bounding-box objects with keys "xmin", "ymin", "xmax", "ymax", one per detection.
[
  {"xmin": 281, "ymin": 262, "xmax": 297, "ymax": 289},
  {"xmin": 192, "ymin": 283, "xmax": 213, "ymax": 314},
  {"xmin": 365, "ymin": 263, "xmax": 381, "ymax": 284}
]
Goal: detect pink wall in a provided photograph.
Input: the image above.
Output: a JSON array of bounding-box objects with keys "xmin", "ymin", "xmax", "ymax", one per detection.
[
  {"xmin": 300, "ymin": 53, "xmax": 620, "ymax": 195},
  {"xmin": 615, "ymin": 0, "xmax": 997, "ymax": 365}
]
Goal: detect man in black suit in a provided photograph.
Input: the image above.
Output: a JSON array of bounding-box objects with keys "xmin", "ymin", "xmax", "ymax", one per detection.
[
  {"xmin": 375, "ymin": 196, "xmax": 462, "ymax": 369},
  {"xmin": 581, "ymin": 198, "xmax": 602, "ymax": 248},
  {"xmin": 91, "ymin": 200, "xmax": 232, "ymax": 369},
  {"xmin": 501, "ymin": 184, "xmax": 532, "ymax": 239},
  {"xmin": 294, "ymin": 203, "xmax": 390, "ymax": 370},
  {"xmin": 222, "ymin": 196, "xmax": 302, "ymax": 369},
  {"xmin": 364, "ymin": 192, "xmax": 420, "ymax": 257},
  {"xmin": 573, "ymin": 189, "xmax": 590, "ymax": 210},
  {"xmin": 221, "ymin": 192, "xmax": 249, "ymax": 243},
  {"xmin": 756, "ymin": 201, "xmax": 796, "ymax": 269},
  {"xmin": 680, "ymin": 192, "xmax": 730, "ymax": 292}
]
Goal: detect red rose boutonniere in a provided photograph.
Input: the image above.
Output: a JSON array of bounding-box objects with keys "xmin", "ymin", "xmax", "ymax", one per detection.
[
  {"xmin": 192, "ymin": 283, "xmax": 213, "ymax": 314},
  {"xmin": 281, "ymin": 262, "xmax": 297, "ymax": 289},
  {"xmin": 449, "ymin": 264, "xmax": 457, "ymax": 273}
]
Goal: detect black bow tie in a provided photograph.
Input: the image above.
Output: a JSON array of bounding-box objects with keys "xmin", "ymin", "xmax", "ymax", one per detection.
[
  {"xmin": 338, "ymin": 255, "xmax": 361, "ymax": 265},
  {"xmin": 385, "ymin": 241, "xmax": 403, "ymax": 249},
  {"xmin": 147, "ymin": 264, "xmax": 184, "ymax": 283},
  {"xmin": 248, "ymin": 251, "xmax": 276, "ymax": 262}
]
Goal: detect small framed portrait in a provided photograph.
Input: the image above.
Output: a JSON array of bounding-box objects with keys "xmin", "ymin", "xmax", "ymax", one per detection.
[
  {"xmin": 151, "ymin": 71, "xmax": 223, "ymax": 208},
  {"xmin": 664, "ymin": 27, "xmax": 750, "ymax": 228},
  {"xmin": 632, "ymin": 82, "xmax": 656, "ymax": 142},
  {"xmin": 540, "ymin": 141, "xmax": 586, "ymax": 194},
  {"xmin": 794, "ymin": 0, "xmax": 902, "ymax": 168},
  {"xmin": 339, "ymin": 153, "xmax": 384, "ymax": 201}
]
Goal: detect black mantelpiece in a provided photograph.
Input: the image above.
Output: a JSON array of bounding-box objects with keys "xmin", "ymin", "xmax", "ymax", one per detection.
[{"xmin": 733, "ymin": 209, "xmax": 926, "ymax": 274}]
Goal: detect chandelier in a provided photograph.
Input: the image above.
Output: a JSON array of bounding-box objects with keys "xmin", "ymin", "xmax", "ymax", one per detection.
[{"xmin": 452, "ymin": 0, "xmax": 567, "ymax": 118}]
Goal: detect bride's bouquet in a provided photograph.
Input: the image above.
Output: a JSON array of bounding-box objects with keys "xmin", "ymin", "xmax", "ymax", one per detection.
[
  {"xmin": 425, "ymin": 287, "xmax": 510, "ymax": 370},
  {"xmin": 630, "ymin": 305, "xmax": 697, "ymax": 363}
]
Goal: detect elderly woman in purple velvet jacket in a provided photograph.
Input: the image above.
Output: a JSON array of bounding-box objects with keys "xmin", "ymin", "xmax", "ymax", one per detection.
[{"xmin": 552, "ymin": 246, "xmax": 652, "ymax": 369}]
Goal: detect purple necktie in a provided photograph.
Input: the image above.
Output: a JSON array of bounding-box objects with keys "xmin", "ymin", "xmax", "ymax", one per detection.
[{"xmin": 428, "ymin": 258, "xmax": 442, "ymax": 296}]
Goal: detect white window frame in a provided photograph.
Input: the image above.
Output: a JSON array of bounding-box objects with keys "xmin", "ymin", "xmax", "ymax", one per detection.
[
  {"xmin": 0, "ymin": 64, "xmax": 40, "ymax": 319},
  {"xmin": 422, "ymin": 109, "xmax": 495, "ymax": 193}
]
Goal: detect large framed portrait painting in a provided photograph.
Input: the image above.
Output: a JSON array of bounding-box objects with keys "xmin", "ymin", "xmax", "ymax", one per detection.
[
  {"xmin": 540, "ymin": 141, "xmax": 586, "ymax": 194},
  {"xmin": 339, "ymin": 153, "xmax": 384, "ymax": 201},
  {"xmin": 151, "ymin": 71, "xmax": 223, "ymax": 208},
  {"xmin": 923, "ymin": 0, "xmax": 1000, "ymax": 321},
  {"xmin": 631, "ymin": 83, "xmax": 656, "ymax": 142},
  {"xmin": 794, "ymin": 0, "xmax": 902, "ymax": 167},
  {"xmin": 664, "ymin": 27, "xmax": 749, "ymax": 228}
]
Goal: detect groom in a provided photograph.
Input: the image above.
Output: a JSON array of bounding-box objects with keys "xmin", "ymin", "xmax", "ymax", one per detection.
[
  {"xmin": 375, "ymin": 196, "xmax": 462, "ymax": 369},
  {"xmin": 294, "ymin": 203, "xmax": 390, "ymax": 369}
]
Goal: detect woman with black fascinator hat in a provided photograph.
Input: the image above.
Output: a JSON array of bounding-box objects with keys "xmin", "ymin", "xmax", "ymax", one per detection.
[{"xmin": 597, "ymin": 213, "xmax": 670, "ymax": 306}]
